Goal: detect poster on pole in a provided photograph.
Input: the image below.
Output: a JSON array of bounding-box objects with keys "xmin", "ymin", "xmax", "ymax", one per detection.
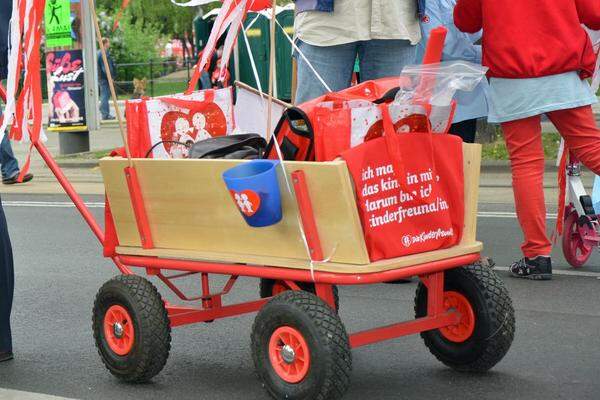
[
  {"xmin": 45, "ymin": 0, "xmax": 73, "ymax": 48},
  {"xmin": 46, "ymin": 50, "xmax": 88, "ymax": 132}
]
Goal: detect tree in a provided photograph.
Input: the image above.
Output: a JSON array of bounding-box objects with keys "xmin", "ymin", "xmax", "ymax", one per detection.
[{"xmin": 96, "ymin": 0, "xmax": 199, "ymax": 37}]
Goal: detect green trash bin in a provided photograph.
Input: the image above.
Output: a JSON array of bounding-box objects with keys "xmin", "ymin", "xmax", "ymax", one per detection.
[
  {"xmin": 237, "ymin": 12, "xmax": 270, "ymax": 92},
  {"xmin": 275, "ymin": 8, "xmax": 294, "ymax": 102},
  {"xmin": 193, "ymin": 14, "xmax": 213, "ymax": 53}
]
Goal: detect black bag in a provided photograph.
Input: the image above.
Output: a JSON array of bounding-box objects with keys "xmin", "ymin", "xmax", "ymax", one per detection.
[
  {"xmin": 188, "ymin": 134, "xmax": 267, "ymax": 159},
  {"xmin": 264, "ymin": 107, "xmax": 314, "ymax": 161}
]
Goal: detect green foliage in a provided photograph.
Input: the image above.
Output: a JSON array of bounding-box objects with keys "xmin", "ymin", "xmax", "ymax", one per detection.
[
  {"xmin": 96, "ymin": 0, "xmax": 197, "ymax": 37},
  {"xmin": 97, "ymin": 10, "xmax": 164, "ymax": 80}
]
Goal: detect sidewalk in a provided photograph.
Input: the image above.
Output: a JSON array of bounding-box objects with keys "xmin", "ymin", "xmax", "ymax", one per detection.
[{"xmin": 1, "ymin": 107, "xmax": 598, "ymax": 199}]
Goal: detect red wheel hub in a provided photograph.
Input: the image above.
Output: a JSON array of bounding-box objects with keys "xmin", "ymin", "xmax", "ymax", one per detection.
[
  {"xmin": 439, "ymin": 291, "xmax": 475, "ymax": 343},
  {"xmin": 268, "ymin": 326, "xmax": 311, "ymax": 383},
  {"xmin": 103, "ymin": 305, "xmax": 135, "ymax": 356}
]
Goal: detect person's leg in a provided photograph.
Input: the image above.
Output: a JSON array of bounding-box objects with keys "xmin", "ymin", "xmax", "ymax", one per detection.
[
  {"xmin": 547, "ymin": 106, "xmax": 600, "ymax": 174},
  {"xmin": 501, "ymin": 115, "xmax": 552, "ymax": 258},
  {"xmin": 449, "ymin": 119, "xmax": 478, "ymax": 143},
  {"xmin": 99, "ymin": 80, "xmax": 110, "ymax": 119},
  {"xmin": 199, "ymin": 71, "xmax": 212, "ymax": 90},
  {"xmin": 0, "ymin": 135, "xmax": 20, "ymax": 181},
  {"xmin": 357, "ymin": 39, "xmax": 416, "ymax": 82},
  {"xmin": 294, "ymin": 41, "xmax": 357, "ymax": 104},
  {"xmin": 0, "ymin": 195, "xmax": 14, "ymax": 358}
]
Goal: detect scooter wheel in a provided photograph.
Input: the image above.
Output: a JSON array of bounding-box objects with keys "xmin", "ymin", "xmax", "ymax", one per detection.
[{"xmin": 562, "ymin": 211, "xmax": 594, "ymax": 268}]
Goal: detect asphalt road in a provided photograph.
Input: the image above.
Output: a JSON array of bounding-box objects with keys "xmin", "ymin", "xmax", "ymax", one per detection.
[{"xmin": 0, "ymin": 194, "xmax": 599, "ymax": 400}]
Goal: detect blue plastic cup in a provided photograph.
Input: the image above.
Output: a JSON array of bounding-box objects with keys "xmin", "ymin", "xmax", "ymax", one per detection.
[{"xmin": 222, "ymin": 160, "xmax": 283, "ymax": 227}]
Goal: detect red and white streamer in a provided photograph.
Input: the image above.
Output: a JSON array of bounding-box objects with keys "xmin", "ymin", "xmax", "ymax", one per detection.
[
  {"xmin": 1, "ymin": 0, "xmax": 46, "ymax": 181},
  {"xmin": 218, "ymin": 0, "xmax": 246, "ymax": 81},
  {"xmin": 185, "ymin": 0, "xmax": 243, "ymax": 93}
]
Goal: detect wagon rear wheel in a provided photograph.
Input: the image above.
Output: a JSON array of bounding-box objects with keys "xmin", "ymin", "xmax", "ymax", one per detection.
[
  {"xmin": 259, "ymin": 279, "xmax": 340, "ymax": 311},
  {"xmin": 414, "ymin": 264, "xmax": 515, "ymax": 372},
  {"xmin": 92, "ymin": 275, "xmax": 171, "ymax": 383},
  {"xmin": 251, "ymin": 290, "xmax": 352, "ymax": 400}
]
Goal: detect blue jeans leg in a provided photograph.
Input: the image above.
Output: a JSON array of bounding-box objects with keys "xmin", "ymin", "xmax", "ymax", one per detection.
[
  {"xmin": 100, "ymin": 80, "xmax": 110, "ymax": 118},
  {"xmin": 294, "ymin": 41, "xmax": 358, "ymax": 104},
  {"xmin": 200, "ymin": 71, "xmax": 212, "ymax": 90},
  {"xmin": 0, "ymin": 135, "xmax": 19, "ymax": 181},
  {"xmin": 357, "ymin": 39, "xmax": 416, "ymax": 82},
  {"xmin": 0, "ymin": 195, "xmax": 14, "ymax": 353}
]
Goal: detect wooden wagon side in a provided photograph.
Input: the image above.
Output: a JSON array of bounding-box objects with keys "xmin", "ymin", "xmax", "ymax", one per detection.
[{"xmin": 100, "ymin": 143, "xmax": 482, "ymax": 273}]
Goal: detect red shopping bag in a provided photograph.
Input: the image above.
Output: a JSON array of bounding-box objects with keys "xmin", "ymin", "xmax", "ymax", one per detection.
[
  {"xmin": 313, "ymin": 100, "xmax": 431, "ymax": 161},
  {"xmin": 125, "ymin": 87, "xmax": 234, "ymax": 158},
  {"xmin": 264, "ymin": 77, "xmax": 406, "ymax": 161},
  {"xmin": 341, "ymin": 105, "xmax": 464, "ymax": 261}
]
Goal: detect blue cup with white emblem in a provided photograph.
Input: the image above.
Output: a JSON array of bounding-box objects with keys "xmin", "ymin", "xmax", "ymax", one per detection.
[{"xmin": 222, "ymin": 160, "xmax": 282, "ymax": 227}]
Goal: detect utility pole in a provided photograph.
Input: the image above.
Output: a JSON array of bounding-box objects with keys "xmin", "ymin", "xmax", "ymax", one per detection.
[
  {"xmin": 81, "ymin": 0, "xmax": 100, "ymax": 134},
  {"xmin": 51, "ymin": 0, "xmax": 98, "ymax": 154}
]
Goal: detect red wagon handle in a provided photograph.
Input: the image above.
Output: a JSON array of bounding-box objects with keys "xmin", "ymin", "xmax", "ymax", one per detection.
[{"xmin": 0, "ymin": 82, "xmax": 132, "ymax": 274}]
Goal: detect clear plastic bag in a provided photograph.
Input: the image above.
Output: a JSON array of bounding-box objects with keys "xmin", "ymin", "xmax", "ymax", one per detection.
[{"xmin": 395, "ymin": 61, "xmax": 489, "ymax": 107}]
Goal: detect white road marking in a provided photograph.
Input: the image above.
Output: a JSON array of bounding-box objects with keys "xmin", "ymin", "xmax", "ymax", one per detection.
[
  {"xmin": 494, "ymin": 266, "xmax": 600, "ymax": 278},
  {"xmin": 477, "ymin": 211, "xmax": 558, "ymax": 219},
  {"xmin": 0, "ymin": 389, "xmax": 77, "ymax": 400},
  {"xmin": 2, "ymin": 201, "xmax": 104, "ymax": 208},
  {"xmin": 2, "ymin": 200, "xmax": 598, "ymax": 277}
]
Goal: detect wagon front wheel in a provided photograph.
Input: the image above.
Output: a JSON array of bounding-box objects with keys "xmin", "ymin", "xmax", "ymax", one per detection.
[
  {"xmin": 414, "ymin": 264, "xmax": 515, "ymax": 372},
  {"xmin": 251, "ymin": 290, "xmax": 352, "ymax": 400},
  {"xmin": 92, "ymin": 275, "xmax": 171, "ymax": 382}
]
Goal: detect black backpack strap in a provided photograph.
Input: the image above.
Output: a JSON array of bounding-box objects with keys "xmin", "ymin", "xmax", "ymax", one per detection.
[{"xmin": 264, "ymin": 106, "xmax": 315, "ymax": 161}]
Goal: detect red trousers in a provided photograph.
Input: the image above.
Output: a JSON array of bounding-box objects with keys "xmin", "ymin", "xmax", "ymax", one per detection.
[{"xmin": 501, "ymin": 105, "xmax": 600, "ymax": 258}]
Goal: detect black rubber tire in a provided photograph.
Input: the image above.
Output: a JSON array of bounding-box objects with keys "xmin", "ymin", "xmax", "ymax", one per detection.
[
  {"xmin": 414, "ymin": 264, "xmax": 515, "ymax": 372},
  {"xmin": 251, "ymin": 290, "xmax": 352, "ymax": 400},
  {"xmin": 92, "ymin": 275, "xmax": 171, "ymax": 383},
  {"xmin": 259, "ymin": 278, "xmax": 340, "ymax": 311}
]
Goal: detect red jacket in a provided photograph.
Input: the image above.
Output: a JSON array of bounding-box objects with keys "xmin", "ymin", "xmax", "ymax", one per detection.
[{"xmin": 454, "ymin": 0, "xmax": 600, "ymax": 79}]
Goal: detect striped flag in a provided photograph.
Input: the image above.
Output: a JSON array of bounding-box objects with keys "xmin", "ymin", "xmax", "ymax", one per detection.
[{"xmin": 0, "ymin": 0, "xmax": 46, "ymax": 181}]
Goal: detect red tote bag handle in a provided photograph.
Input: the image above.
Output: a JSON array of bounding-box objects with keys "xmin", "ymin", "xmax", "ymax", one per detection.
[{"xmin": 380, "ymin": 104, "xmax": 437, "ymax": 205}]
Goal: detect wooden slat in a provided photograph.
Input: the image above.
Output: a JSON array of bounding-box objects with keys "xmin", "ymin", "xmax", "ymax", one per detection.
[{"xmin": 460, "ymin": 143, "xmax": 481, "ymax": 245}]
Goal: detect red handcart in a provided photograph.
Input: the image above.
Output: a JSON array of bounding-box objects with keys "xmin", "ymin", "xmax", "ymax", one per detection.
[
  {"xmin": 14, "ymin": 132, "xmax": 513, "ymax": 400},
  {"xmin": 0, "ymin": 5, "xmax": 515, "ymax": 398}
]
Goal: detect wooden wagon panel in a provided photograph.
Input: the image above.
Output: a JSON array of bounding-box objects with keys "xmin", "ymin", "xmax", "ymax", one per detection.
[{"xmin": 101, "ymin": 143, "xmax": 482, "ymax": 273}]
